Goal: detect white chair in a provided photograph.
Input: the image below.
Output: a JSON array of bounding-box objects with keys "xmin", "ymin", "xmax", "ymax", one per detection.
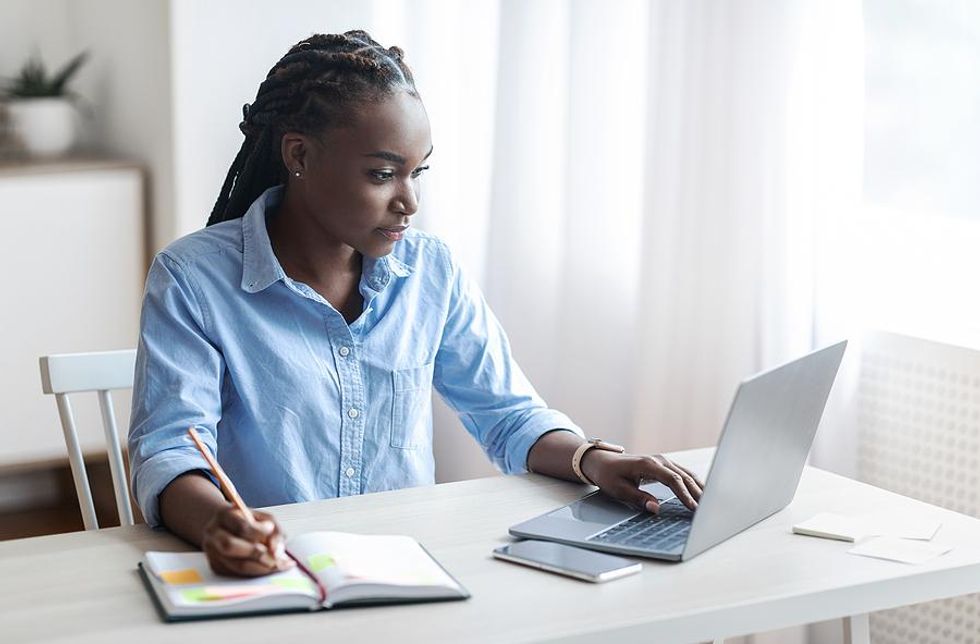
[
  {"xmin": 815, "ymin": 331, "xmax": 980, "ymax": 643},
  {"xmin": 38, "ymin": 349, "xmax": 137, "ymax": 530}
]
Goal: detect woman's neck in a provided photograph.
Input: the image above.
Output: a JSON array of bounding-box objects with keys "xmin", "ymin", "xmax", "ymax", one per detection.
[{"xmin": 267, "ymin": 188, "xmax": 361, "ymax": 286}]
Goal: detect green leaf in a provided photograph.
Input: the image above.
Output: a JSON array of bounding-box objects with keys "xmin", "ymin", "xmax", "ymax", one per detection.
[
  {"xmin": 2, "ymin": 51, "xmax": 88, "ymax": 98},
  {"xmin": 50, "ymin": 51, "xmax": 89, "ymax": 95}
]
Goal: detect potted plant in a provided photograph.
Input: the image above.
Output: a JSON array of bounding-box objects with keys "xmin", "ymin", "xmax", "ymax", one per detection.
[{"xmin": 2, "ymin": 51, "xmax": 88, "ymax": 158}]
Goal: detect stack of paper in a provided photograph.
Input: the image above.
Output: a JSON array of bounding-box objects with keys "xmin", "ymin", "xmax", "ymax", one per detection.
[
  {"xmin": 847, "ymin": 536, "xmax": 953, "ymax": 565},
  {"xmin": 792, "ymin": 512, "xmax": 952, "ymax": 564}
]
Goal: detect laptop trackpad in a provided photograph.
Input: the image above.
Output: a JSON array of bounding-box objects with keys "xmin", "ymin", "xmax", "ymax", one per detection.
[
  {"xmin": 511, "ymin": 483, "xmax": 682, "ymax": 542},
  {"xmin": 548, "ymin": 492, "xmax": 634, "ymax": 526},
  {"xmin": 548, "ymin": 481, "xmax": 678, "ymax": 525}
]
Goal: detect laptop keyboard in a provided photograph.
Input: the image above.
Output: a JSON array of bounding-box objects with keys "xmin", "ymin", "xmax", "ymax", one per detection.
[{"xmin": 588, "ymin": 499, "xmax": 694, "ymax": 551}]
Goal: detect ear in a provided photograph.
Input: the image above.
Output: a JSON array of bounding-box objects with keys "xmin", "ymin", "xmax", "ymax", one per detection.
[{"xmin": 280, "ymin": 132, "xmax": 309, "ymax": 177}]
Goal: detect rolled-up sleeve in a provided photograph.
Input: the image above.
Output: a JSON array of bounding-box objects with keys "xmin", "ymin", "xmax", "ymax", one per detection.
[
  {"xmin": 432, "ymin": 248, "xmax": 583, "ymax": 474},
  {"xmin": 128, "ymin": 252, "xmax": 222, "ymax": 527}
]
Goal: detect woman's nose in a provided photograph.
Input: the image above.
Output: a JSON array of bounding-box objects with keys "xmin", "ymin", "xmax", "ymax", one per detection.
[{"xmin": 394, "ymin": 183, "xmax": 419, "ymax": 216}]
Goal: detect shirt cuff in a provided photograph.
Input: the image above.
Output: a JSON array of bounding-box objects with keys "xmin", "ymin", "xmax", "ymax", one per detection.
[
  {"xmin": 504, "ymin": 411, "xmax": 585, "ymax": 474},
  {"xmin": 132, "ymin": 448, "xmax": 215, "ymax": 528}
]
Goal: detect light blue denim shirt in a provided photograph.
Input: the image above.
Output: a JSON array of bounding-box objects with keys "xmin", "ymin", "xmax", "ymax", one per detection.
[{"xmin": 128, "ymin": 185, "xmax": 582, "ymax": 527}]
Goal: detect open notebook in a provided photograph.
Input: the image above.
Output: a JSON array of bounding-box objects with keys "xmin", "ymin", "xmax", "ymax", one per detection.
[{"xmin": 139, "ymin": 531, "xmax": 469, "ymax": 621}]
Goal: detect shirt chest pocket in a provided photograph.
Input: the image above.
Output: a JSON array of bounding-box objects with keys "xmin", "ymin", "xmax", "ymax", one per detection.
[{"xmin": 390, "ymin": 363, "xmax": 435, "ymax": 449}]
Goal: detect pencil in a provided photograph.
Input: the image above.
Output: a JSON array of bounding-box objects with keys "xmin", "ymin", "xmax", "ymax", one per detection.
[
  {"xmin": 187, "ymin": 426, "xmax": 288, "ymax": 567},
  {"xmin": 187, "ymin": 426, "xmax": 256, "ymax": 524}
]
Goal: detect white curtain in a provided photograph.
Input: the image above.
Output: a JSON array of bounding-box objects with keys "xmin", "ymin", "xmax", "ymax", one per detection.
[
  {"xmin": 388, "ymin": 0, "xmax": 861, "ymax": 493},
  {"xmin": 631, "ymin": 0, "xmax": 818, "ymax": 457},
  {"xmin": 394, "ymin": 2, "xmax": 862, "ymax": 642}
]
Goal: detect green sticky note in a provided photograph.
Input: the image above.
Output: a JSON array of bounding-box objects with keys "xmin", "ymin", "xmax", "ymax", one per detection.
[
  {"xmin": 308, "ymin": 553, "xmax": 336, "ymax": 573},
  {"xmin": 180, "ymin": 588, "xmax": 212, "ymax": 603}
]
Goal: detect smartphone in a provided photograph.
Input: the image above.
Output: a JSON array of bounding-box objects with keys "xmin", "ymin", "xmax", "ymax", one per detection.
[{"xmin": 492, "ymin": 540, "xmax": 642, "ymax": 583}]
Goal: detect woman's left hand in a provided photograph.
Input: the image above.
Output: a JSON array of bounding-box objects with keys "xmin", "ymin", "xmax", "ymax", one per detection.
[{"xmin": 579, "ymin": 449, "xmax": 704, "ymax": 514}]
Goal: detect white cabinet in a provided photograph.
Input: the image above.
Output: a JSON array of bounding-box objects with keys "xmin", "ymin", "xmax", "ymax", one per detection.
[{"xmin": 0, "ymin": 161, "xmax": 145, "ymax": 468}]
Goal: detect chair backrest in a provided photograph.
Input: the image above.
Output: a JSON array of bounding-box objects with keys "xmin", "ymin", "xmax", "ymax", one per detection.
[
  {"xmin": 39, "ymin": 349, "xmax": 137, "ymax": 530},
  {"xmin": 832, "ymin": 332, "xmax": 980, "ymax": 643}
]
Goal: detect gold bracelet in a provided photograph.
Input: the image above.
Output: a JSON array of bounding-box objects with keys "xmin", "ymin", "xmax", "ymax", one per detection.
[{"xmin": 571, "ymin": 438, "xmax": 625, "ymax": 485}]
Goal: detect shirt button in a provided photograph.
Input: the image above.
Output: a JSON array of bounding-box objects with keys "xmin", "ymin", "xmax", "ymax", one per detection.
[
  {"xmin": 345, "ymin": 467, "xmax": 355, "ymax": 478},
  {"xmin": 348, "ymin": 408, "xmax": 359, "ymax": 419},
  {"xmin": 338, "ymin": 346, "xmax": 350, "ymax": 357}
]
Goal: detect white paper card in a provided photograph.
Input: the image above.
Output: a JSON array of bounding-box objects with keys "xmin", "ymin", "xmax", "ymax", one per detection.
[
  {"xmin": 793, "ymin": 512, "xmax": 942, "ymax": 542},
  {"xmin": 793, "ymin": 513, "xmax": 866, "ymax": 541},
  {"xmin": 867, "ymin": 514, "xmax": 942, "ymax": 541},
  {"xmin": 848, "ymin": 536, "xmax": 953, "ymax": 565}
]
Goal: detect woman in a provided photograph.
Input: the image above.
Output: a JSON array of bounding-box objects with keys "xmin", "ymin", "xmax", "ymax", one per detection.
[{"xmin": 129, "ymin": 30, "xmax": 702, "ymax": 576}]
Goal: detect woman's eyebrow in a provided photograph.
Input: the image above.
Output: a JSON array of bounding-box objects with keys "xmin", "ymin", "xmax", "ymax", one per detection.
[{"xmin": 364, "ymin": 146, "xmax": 434, "ymax": 165}]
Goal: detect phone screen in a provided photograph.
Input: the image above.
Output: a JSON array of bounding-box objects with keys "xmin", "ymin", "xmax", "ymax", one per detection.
[{"xmin": 493, "ymin": 540, "xmax": 642, "ymax": 582}]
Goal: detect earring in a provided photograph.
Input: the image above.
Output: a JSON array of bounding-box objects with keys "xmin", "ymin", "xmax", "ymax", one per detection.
[{"xmin": 293, "ymin": 170, "xmax": 302, "ymax": 178}]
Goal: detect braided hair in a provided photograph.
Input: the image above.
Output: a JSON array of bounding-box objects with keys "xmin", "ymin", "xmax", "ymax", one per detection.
[{"xmin": 207, "ymin": 30, "xmax": 418, "ymax": 226}]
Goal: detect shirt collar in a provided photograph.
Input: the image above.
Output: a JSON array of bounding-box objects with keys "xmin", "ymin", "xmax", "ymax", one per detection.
[
  {"xmin": 241, "ymin": 185, "xmax": 287, "ymax": 293},
  {"xmin": 361, "ymin": 252, "xmax": 414, "ymax": 293},
  {"xmin": 241, "ymin": 185, "xmax": 415, "ymax": 294}
]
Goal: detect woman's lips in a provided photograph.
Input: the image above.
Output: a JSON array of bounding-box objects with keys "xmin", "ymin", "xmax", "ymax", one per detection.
[{"xmin": 377, "ymin": 226, "xmax": 408, "ymax": 241}]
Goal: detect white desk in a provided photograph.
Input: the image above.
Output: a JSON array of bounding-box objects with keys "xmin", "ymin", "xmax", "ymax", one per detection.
[{"xmin": 2, "ymin": 448, "xmax": 980, "ymax": 643}]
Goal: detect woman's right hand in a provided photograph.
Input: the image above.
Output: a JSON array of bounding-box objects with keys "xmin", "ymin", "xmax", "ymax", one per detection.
[{"xmin": 201, "ymin": 507, "xmax": 295, "ymax": 577}]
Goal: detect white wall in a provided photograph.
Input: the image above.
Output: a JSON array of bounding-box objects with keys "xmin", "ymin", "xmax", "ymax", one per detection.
[
  {"xmin": 0, "ymin": 0, "xmax": 174, "ymax": 253},
  {"xmin": 169, "ymin": 0, "xmax": 373, "ymax": 238},
  {"xmin": 0, "ymin": 0, "xmax": 75, "ymax": 77},
  {"xmin": 69, "ymin": 0, "xmax": 174, "ymax": 255}
]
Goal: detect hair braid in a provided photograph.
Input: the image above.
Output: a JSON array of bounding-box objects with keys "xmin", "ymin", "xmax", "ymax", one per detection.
[{"xmin": 206, "ymin": 30, "xmax": 418, "ymax": 226}]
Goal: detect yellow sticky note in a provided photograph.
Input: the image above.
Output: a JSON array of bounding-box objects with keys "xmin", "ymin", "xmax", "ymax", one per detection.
[
  {"xmin": 160, "ymin": 568, "xmax": 204, "ymax": 585},
  {"xmin": 308, "ymin": 553, "xmax": 336, "ymax": 573}
]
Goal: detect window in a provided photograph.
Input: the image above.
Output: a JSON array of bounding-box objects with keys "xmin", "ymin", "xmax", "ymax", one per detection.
[{"xmin": 828, "ymin": 1, "xmax": 980, "ymax": 348}]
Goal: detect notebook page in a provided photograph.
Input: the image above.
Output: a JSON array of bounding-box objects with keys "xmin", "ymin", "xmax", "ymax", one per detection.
[
  {"xmin": 286, "ymin": 532, "xmax": 461, "ymax": 590},
  {"xmin": 144, "ymin": 551, "xmax": 319, "ymax": 607}
]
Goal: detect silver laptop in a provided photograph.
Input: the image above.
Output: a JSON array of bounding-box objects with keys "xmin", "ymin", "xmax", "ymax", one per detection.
[{"xmin": 510, "ymin": 340, "xmax": 847, "ymax": 561}]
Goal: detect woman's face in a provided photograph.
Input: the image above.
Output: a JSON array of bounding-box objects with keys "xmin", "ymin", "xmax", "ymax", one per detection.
[{"xmin": 282, "ymin": 90, "xmax": 433, "ymax": 259}]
